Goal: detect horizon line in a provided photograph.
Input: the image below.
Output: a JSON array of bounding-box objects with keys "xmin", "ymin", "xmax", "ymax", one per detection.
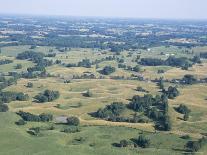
[{"xmin": 1, "ymin": 12, "xmax": 207, "ymax": 21}]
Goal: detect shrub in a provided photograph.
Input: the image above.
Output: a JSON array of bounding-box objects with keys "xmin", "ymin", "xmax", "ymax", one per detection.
[
  {"xmin": 17, "ymin": 111, "xmax": 53, "ymax": 122},
  {"xmin": 95, "ymin": 102, "xmax": 125, "ymax": 119},
  {"xmin": 34, "ymin": 90, "xmax": 60, "ymax": 103},
  {"xmin": 27, "ymin": 82, "xmax": 33, "ymax": 88},
  {"xmin": 135, "ymin": 135, "xmax": 150, "ymax": 148},
  {"xmin": 62, "ymin": 126, "xmax": 80, "ymax": 133},
  {"xmin": 83, "ymin": 90, "xmax": 92, "ymax": 97},
  {"xmin": 100, "ymin": 66, "xmax": 116, "ymax": 75},
  {"xmin": 15, "ymin": 119, "xmax": 27, "ymax": 125},
  {"xmin": 66, "ymin": 116, "xmax": 80, "ymax": 126},
  {"xmin": 119, "ymin": 140, "xmax": 130, "ymax": 147},
  {"xmin": 176, "ymin": 104, "xmax": 191, "ymax": 114},
  {"xmin": 28, "ymin": 127, "xmax": 40, "ymax": 136},
  {"xmin": 183, "ymin": 113, "xmax": 189, "ymax": 121}
]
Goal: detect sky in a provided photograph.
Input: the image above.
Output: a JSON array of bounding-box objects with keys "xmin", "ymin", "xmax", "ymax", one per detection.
[{"xmin": 0, "ymin": 0, "xmax": 206, "ymax": 19}]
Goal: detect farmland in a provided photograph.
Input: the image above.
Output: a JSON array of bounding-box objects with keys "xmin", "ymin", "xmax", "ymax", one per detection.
[{"xmin": 0, "ymin": 16, "xmax": 207, "ymax": 155}]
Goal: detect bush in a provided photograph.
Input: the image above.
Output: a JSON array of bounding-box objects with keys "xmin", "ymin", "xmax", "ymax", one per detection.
[
  {"xmin": 39, "ymin": 113, "xmax": 53, "ymax": 122},
  {"xmin": 15, "ymin": 119, "xmax": 27, "ymax": 125},
  {"xmin": 183, "ymin": 113, "xmax": 189, "ymax": 121},
  {"xmin": 185, "ymin": 137, "xmax": 207, "ymax": 152},
  {"xmin": 0, "ymin": 92, "xmax": 29, "ymax": 103},
  {"xmin": 66, "ymin": 116, "xmax": 80, "ymax": 126},
  {"xmin": 176, "ymin": 104, "xmax": 191, "ymax": 114},
  {"xmin": 135, "ymin": 135, "xmax": 150, "ymax": 148},
  {"xmin": 27, "ymin": 82, "xmax": 33, "ymax": 88},
  {"xmin": 100, "ymin": 66, "xmax": 116, "ymax": 75},
  {"xmin": 119, "ymin": 140, "xmax": 130, "ymax": 147},
  {"xmin": 95, "ymin": 102, "xmax": 125, "ymax": 119},
  {"xmin": 180, "ymin": 135, "xmax": 190, "ymax": 139},
  {"xmin": 83, "ymin": 90, "xmax": 92, "ymax": 97},
  {"xmin": 182, "ymin": 74, "xmax": 197, "ymax": 85},
  {"xmin": 62, "ymin": 126, "xmax": 80, "ymax": 133},
  {"xmin": 17, "ymin": 111, "xmax": 53, "ymax": 122},
  {"xmin": 34, "ymin": 90, "xmax": 60, "ymax": 103},
  {"xmin": 165, "ymin": 86, "xmax": 179, "ymax": 99},
  {"xmin": 28, "ymin": 127, "xmax": 40, "ymax": 136}
]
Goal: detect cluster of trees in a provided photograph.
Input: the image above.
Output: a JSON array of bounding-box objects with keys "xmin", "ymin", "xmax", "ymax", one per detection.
[
  {"xmin": 94, "ymin": 102, "xmax": 126, "ymax": 121},
  {"xmin": 34, "ymin": 90, "xmax": 60, "ymax": 103},
  {"xmin": 157, "ymin": 78, "xmax": 180, "ymax": 99},
  {"xmin": 139, "ymin": 56, "xmax": 195, "ymax": 70},
  {"xmin": 129, "ymin": 94, "xmax": 172, "ymax": 131},
  {"xmin": 62, "ymin": 126, "xmax": 80, "ymax": 133},
  {"xmin": 93, "ymin": 93, "xmax": 171, "ymax": 131},
  {"xmin": 134, "ymin": 135, "xmax": 151, "ymax": 148},
  {"xmin": 0, "ymin": 76, "xmax": 18, "ymax": 91},
  {"xmin": 186, "ymin": 137, "xmax": 207, "ymax": 152},
  {"xmin": 0, "ymin": 59, "xmax": 13, "ymax": 65},
  {"xmin": 118, "ymin": 64, "xmax": 141, "ymax": 72},
  {"xmin": 77, "ymin": 59, "xmax": 92, "ymax": 68},
  {"xmin": 66, "ymin": 116, "xmax": 80, "ymax": 126},
  {"xmin": 17, "ymin": 111, "xmax": 53, "ymax": 122},
  {"xmin": 16, "ymin": 51, "xmax": 53, "ymax": 77},
  {"xmin": 45, "ymin": 53, "xmax": 56, "ymax": 57},
  {"xmin": 182, "ymin": 74, "xmax": 197, "ymax": 85},
  {"xmin": 72, "ymin": 74, "xmax": 96, "ymax": 79},
  {"xmin": 61, "ymin": 116, "xmax": 80, "ymax": 133},
  {"xmin": 136, "ymin": 87, "xmax": 149, "ymax": 93},
  {"xmin": 0, "ymin": 91, "xmax": 29, "ymax": 103},
  {"xmin": 164, "ymin": 86, "xmax": 180, "ymax": 99},
  {"xmin": 200, "ymin": 52, "xmax": 207, "ymax": 59},
  {"xmin": 117, "ymin": 135, "xmax": 150, "ymax": 148},
  {"xmin": 100, "ymin": 66, "xmax": 116, "ymax": 75},
  {"xmin": 176, "ymin": 104, "xmax": 191, "ymax": 121},
  {"xmin": 65, "ymin": 59, "xmax": 92, "ymax": 68}
]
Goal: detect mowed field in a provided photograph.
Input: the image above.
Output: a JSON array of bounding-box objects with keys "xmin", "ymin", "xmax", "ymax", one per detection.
[{"xmin": 0, "ymin": 45, "xmax": 207, "ymax": 155}]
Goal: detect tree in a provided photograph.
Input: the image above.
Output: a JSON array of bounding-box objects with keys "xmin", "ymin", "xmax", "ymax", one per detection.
[
  {"xmin": 133, "ymin": 65, "xmax": 141, "ymax": 72},
  {"xmin": 100, "ymin": 66, "xmax": 116, "ymax": 75},
  {"xmin": 95, "ymin": 102, "xmax": 125, "ymax": 119},
  {"xmin": 34, "ymin": 90, "xmax": 60, "ymax": 103},
  {"xmin": 165, "ymin": 86, "xmax": 179, "ymax": 99},
  {"xmin": 27, "ymin": 82, "xmax": 33, "ymax": 88},
  {"xmin": 136, "ymin": 135, "xmax": 150, "ymax": 148},
  {"xmin": 66, "ymin": 116, "xmax": 80, "ymax": 126},
  {"xmin": 182, "ymin": 74, "xmax": 197, "ymax": 85},
  {"xmin": 119, "ymin": 140, "xmax": 129, "ymax": 147},
  {"xmin": 39, "ymin": 113, "xmax": 53, "ymax": 122},
  {"xmin": 183, "ymin": 113, "xmax": 189, "ymax": 121},
  {"xmin": 176, "ymin": 104, "xmax": 191, "ymax": 114},
  {"xmin": 158, "ymin": 77, "xmax": 164, "ymax": 90},
  {"xmin": 83, "ymin": 90, "xmax": 92, "ymax": 97}
]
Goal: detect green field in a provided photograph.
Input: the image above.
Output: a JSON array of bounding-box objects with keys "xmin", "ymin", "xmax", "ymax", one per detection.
[{"xmin": 0, "ymin": 45, "xmax": 207, "ymax": 155}]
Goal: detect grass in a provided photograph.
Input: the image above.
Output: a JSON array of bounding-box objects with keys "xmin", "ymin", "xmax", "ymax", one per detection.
[
  {"xmin": 1, "ymin": 45, "xmax": 207, "ymax": 154},
  {"xmin": 0, "ymin": 112, "xmax": 188, "ymax": 155}
]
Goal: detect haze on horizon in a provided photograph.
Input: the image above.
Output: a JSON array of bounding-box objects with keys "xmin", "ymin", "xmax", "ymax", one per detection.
[{"xmin": 0, "ymin": 0, "xmax": 206, "ymax": 20}]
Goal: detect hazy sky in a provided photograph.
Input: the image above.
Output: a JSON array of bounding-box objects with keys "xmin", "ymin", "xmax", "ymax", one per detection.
[{"xmin": 0, "ymin": 0, "xmax": 206, "ymax": 19}]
